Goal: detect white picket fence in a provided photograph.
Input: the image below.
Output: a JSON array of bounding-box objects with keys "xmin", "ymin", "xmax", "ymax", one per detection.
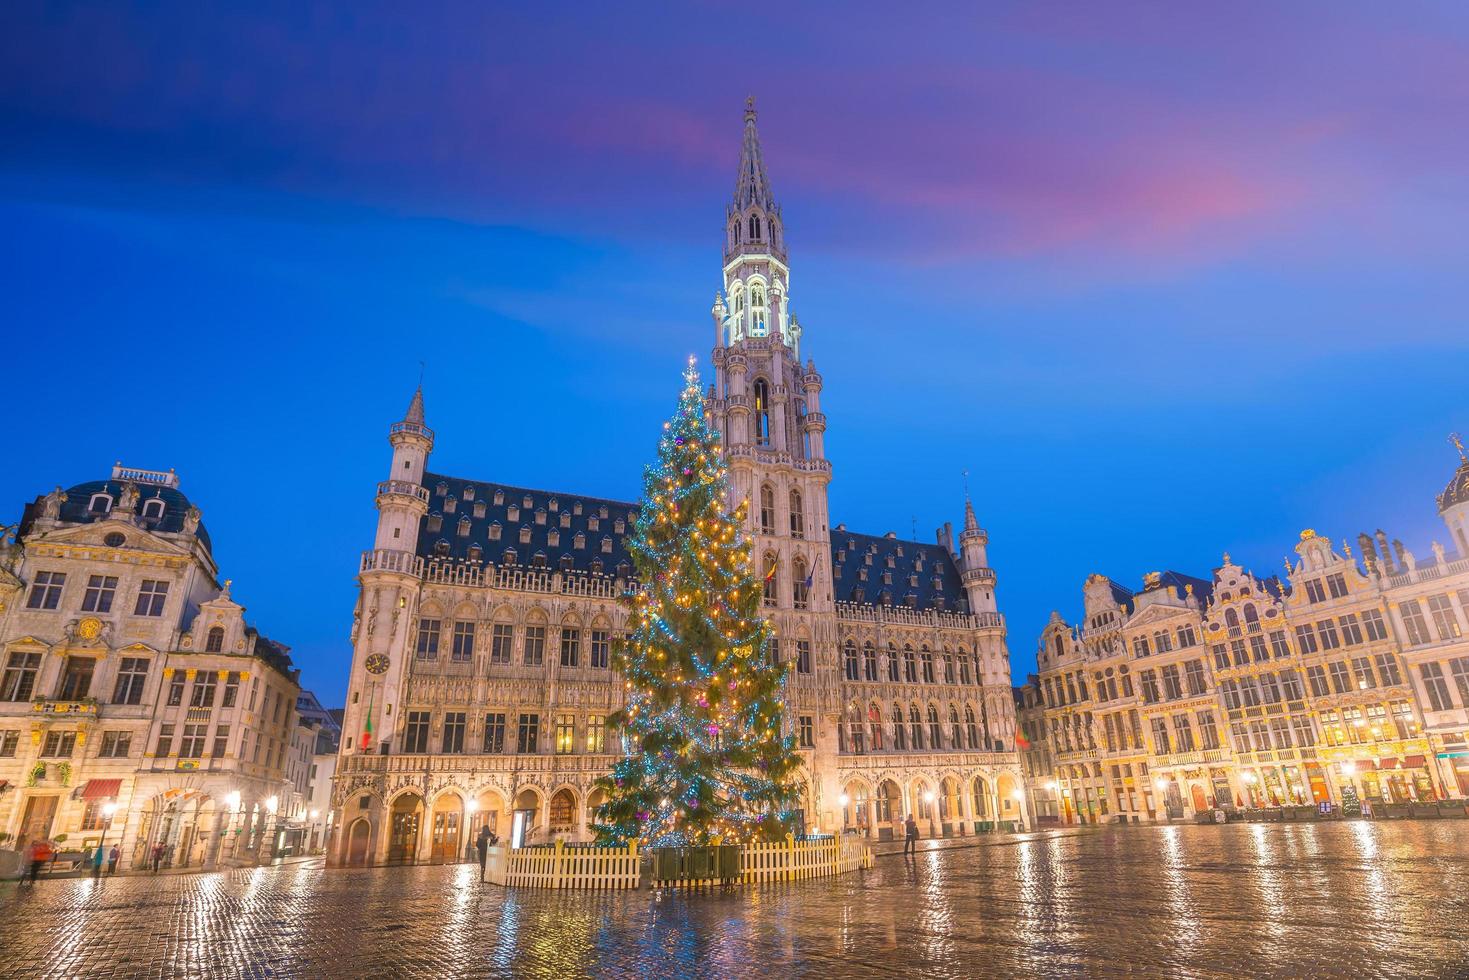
[
  {"xmin": 492, "ymin": 834, "xmax": 871, "ymax": 890},
  {"xmin": 500, "ymin": 840, "xmax": 641, "ymax": 890}
]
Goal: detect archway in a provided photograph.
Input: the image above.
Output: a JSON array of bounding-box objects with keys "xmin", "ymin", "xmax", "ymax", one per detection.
[
  {"xmin": 548, "ymin": 788, "xmax": 577, "ymax": 839},
  {"xmin": 843, "ymin": 780, "xmax": 870, "ymax": 830},
  {"xmin": 876, "ymin": 779, "xmax": 902, "ymax": 835},
  {"xmin": 388, "ymin": 793, "xmax": 423, "ymax": 864},
  {"xmin": 346, "ymin": 818, "xmax": 371, "ymax": 867},
  {"xmin": 471, "ymin": 790, "xmax": 507, "ymax": 843},
  {"xmin": 972, "ymin": 775, "xmax": 991, "ymax": 820},
  {"xmin": 585, "ymin": 788, "xmax": 608, "ymax": 842},
  {"xmin": 996, "ymin": 772, "xmax": 1021, "ymax": 827},
  {"xmin": 513, "ymin": 788, "xmax": 542, "ymax": 847},
  {"xmin": 940, "ymin": 777, "xmax": 961, "ymax": 827},
  {"xmin": 430, "ymin": 793, "xmax": 464, "ymax": 863}
]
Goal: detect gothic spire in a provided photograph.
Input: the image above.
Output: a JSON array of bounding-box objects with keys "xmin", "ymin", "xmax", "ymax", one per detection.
[
  {"xmin": 733, "ymin": 96, "xmax": 776, "ymax": 213},
  {"xmin": 403, "ymin": 385, "xmax": 425, "ymax": 426}
]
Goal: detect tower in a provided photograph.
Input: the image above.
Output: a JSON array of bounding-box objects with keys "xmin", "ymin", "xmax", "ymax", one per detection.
[
  {"xmin": 340, "ymin": 388, "xmax": 434, "ymax": 758},
  {"xmin": 959, "ymin": 498, "xmax": 998, "ymax": 614},
  {"xmin": 1439, "ymin": 433, "xmax": 1469, "ymax": 560},
  {"xmin": 705, "ymin": 99, "xmax": 840, "ymax": 818}
]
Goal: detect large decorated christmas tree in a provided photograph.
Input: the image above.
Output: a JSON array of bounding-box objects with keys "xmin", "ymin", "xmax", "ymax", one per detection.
[{"xmin": 592, "ymin": 357, "xmax": 803, "ymax": 846}]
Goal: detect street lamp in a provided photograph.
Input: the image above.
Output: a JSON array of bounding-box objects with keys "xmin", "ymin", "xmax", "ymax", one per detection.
[{"xmin": 95, "ymin": 802, "xmax": 120, "ymax": 877}]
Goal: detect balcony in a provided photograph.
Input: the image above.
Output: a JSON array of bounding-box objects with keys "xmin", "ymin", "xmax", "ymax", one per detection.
[
  {"xmin": 32, "ymin": 698, "xmax": 98, "ymax": 716},
  {"xmin": 376, "ymin": 480, "xmax": 430, "ymax": 505},
  {"xmin": 389, "ymin": 420, "xmax": 435, "ymax": 440}
]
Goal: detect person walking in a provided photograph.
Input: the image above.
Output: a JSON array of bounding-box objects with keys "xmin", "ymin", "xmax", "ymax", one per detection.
[
  {"xmin": 26, "ymin": 838, "xmax": 53, "ymax": 883},
  {"xmin": 107, "ymin": 845, "xmax": 120, "ymax": 876},
  {"xmin": 903, "ymin": 814, "xmax": 919, "ymax": 856},
  {"xmin": 151, "ymin": 842, "xmax": 165, "ymax": 874},
  {"xmin": 476, "ymin": 825, "xmax": 491, "ymax": 881}
]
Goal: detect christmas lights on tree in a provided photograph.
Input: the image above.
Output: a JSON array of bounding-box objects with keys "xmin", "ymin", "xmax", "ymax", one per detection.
[{"xmin": 592, "ymin": 357, "xmax": 802, "ymax": 846}]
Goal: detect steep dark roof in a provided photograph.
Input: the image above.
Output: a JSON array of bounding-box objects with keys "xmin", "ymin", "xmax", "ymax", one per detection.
[
  {"xmin": 830, "ymin": 529, "xmax": 968, "ymax": 613},
  {"xmin": 20, "ymin": 478, "xmax": 211, "ymax": 553},
  {"xmin": 418, "ymin": 474, "xmax": 640, "ymax": 578},
  {"xmin": 1122, "ymin": 570, "xmax": 1213, "ymax": 612},
  {"xmin": 250, "ymin": 633, "xmax": 296, "ymax": 680}
]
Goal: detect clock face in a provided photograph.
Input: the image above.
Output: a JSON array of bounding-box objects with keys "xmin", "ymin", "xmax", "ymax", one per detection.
[{"xmin": 364, "ymin": 653, "xmax": 391, "ymax": 675}]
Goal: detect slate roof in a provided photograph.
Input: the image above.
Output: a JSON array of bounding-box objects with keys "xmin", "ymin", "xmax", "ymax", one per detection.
[
  {"xmin": 829, "ymin": 528, "xmax": 968, "ymax": 613},
  {"xmin": 418, "ymin": 474, "xmax": 640, "ymax": 579},
  {"xmin": 1120, "ymin": 570, "xmax": 1213, "ymax": 613},
  {"xmin": 20, "ymin": 478, "xmax": 212, "ymax": 554}
]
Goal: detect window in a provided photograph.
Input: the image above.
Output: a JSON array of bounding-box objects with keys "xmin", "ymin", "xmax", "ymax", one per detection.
[
  {"xmin": 81, "ymin": 575, "xmax": 117, "ymax": 613},
  {"xmin": 1161, "ymin": 665, "xmax": 1182, "ymax": 701},
  {"xmin": 762, "ymin": 556, "xmax": 778, "ymax": 606},
  {"xmin": 1249, "ymin": 720, "xmax": 1272, "ymax": 752},
  {"xmin": 1231, "ymin": 640, "xmax": 1248, "ymax": 667},
  {"xmin": 1239, "ymin": 676, "xmax": 1261, "ymax": 707},
  {"xmin": 1197, "ymin": 711, "xmax": 1221, "ymax": 750},
  {"xmin": 1249, "ymin": 635, "xmax": 1269, "ymax": 663},
  {"xmin": 1259, "ymin": 673, "xmax": 1281, "ymax": 703},
  {"xmin": 452, "ymin": 622, "xmax": 475, "ymax": 662},
  {"xmin": 1351, "ymin": 656, "xmax": 1376, "ymax": 690},
  {"xmin": 1219, "ymin": 680, "xmax": 1240, "ymax": 710},
  {"xmin": 792, "ymin": 558, "xmax": 810, "ymax": 609},
  {"xmin": 1139, "ymin": 670, "xmax": 1160, "ymax": 704},
  {"xmin": 222, "ymin": 672, "xmax": 239, "ymax": 708},
  {"xmin": 26, "ymin": 571, "xmax": 65, "ymax": 610},
  {"xmin": 404, "ymin": 711, "xmax": 430, "ymax": 753},
  {"xmin": 99, "ymin": 731, "xmax": 132, "ymax": 758},
  {"xmin": 1326, "ymin": 573, "xmax": 1348, "ymax": 599},
  {"xmin": 1173, "ymin": 714, "xmax": 1195, "ymax": 752},
  {"xmin": 1154, "ymin": 630, "xmax": 1173, "ymax": 654},
  {"xmin": 753, "ymin": 380, "xmax": 772, "ymax": 446},
  {"xmin": 1450, "ymin": 658, "xmax": 1469, "ymax": 707},
  {"xmin": 166, "ymin": 675, "xmax": 185, "ymax": 706},
  {"xmin": 1339, "ymin": 614, "xmax": 1363, "ymax": 646},
  {"xmin": 1184, "ymin": 660, "xmax": 1207, "ymax": 696},
  {"xmin": 585, "ymin": 715, "xmax": 605, "ymax": 754},
  {"xmin": 1306, "ymin": 665, "xmax": 1329, "ymax": 698},
  {"xmin": 1176, "ymin": 625, "xmax": 1197, "ymax": 648},
  {"xmin": 1317, "ymin": 619, "xmax": 1341, "ymax": 650},
  {"xmin": 483, "ymin": 713, "xmax": 507, "ymax": 753},
  {"xmin": 204, "ymin": 626, "xmax": 225, "ymax": 653},
  {"xmin": 59, "ymin": 657, "xmax": 95, "ymax": 700},
  {"xmin": 927, "ymin": 704, "xmax": 942, "ymax": 748},
  {"xmin": 591, "ymin": 630, "xmax": 610, "ymax": 669},
  {"xmin": 1400, "ymin": 600, "xmax": 1431, "ymax": 646},
  {"xmin": 415, "ymin": 619, "xmax": 441, "ymax": 659},
  {"xmin": 943, "ymin": 654, "xmax": 956, "ymax": 685},
  {"xmin": 1133, "ymin": 636, "xmax": 1150, "ymax": 658},
  {"xmin": 553, "ymin": 714, "xmax": 576, "ymax": 754},
  {"xmin": 891, "ymin": 703, "xmax": 906, "ymax": 750},
  {"xmin": 887, "ymin": 646, "xmax": 900, "ymax": 683},
  {"xmin": 442, "ymin": 712, "xmax": 467, "ymax": 753},
  {"xmin": 1212, "ymin": 644, "xmax": 1229, "ymax": 671},
  {"xmin": 190, "ymin": 671, "xmax": 217, "ymax": 707},
  {"xmin": 796, "ymin": 639, "xmax": 811, "ymax": 675},
  {"xmin": 1362, "ymin": 609, "xmax": 1388, "ymax": 641},
  {"xmin": 560, "ymin": 628, "xmax": 581, "ymax": 668},
  {"xmin": 789, "ymin": 489, "xmax": 804, "ymax": 538},
  {"xmin": 524, "ymin": 626, "xmax": 546, "ymax": 666},
  {"xmin": 798, "ymin": 715, "xmax": 814, "ymax": 748},
  {"xmin": 1420, "ymin": 663, "xmax": 1453, "ymax": 712},
  {"xmin": 1270, "ymin": 717, "xmax": 1294, "ymax": 749},
  {"xmin": 1280, "ymin": 670, "xmax": 1304, "ymax": 701},
  {"xmin": 134, "ymin": 579, "xmax": 169, "ymax": 617},
  {"xmin": 909, "ymin": 704, "xmax": 924, "ymax": 749},
  {"xmin": 155, "ymin": 724, "xmax": 174, "ymax": 757},
  {"xmin": 921, "ymin": 649, "xmax": 936, "ymax": 684},
  {"xmin": 1150, "ymin": 717, "xmax": 1171, "ymax": 755},
  {"xmin": 1269, "ymin": 630, "xmax": 1291, "ymax": 659},
  {"xmin": 903, "ymin": 648, "xmax": 918, "ymax": 683},
  {"xmin": 179, "ymin": 724, "xmax": 206, "ymax": 758},
  {"xmin": 212, "ymin": 725, "xmax": 229, "ymax": 759},
  {"xmin": 1294, "ymin": 625, "xmax": 1319, "ymax": 654},
  {"xmin": 490, "ymin": 624, "xmax": 514, "ymax": 665},
  {"xmin": 1428, "ymin": 594, "xmax": 1462, "ymax": 640},
  {"xmin": 1328, "ymin": 661, "xmax": 1352, "ymax": 695},
  {"xmin": 1304, "ymin": 579, "xmax": 1326, "ymax": 603},
  {"xmin": 1291, "ymin": 714, "xmax": 1317, "ymax": 746},
  {"xmin": 1375, "ymin": 653, "xmax": 1403, "ymax": 687},
  {"xmin": 518, "ymin": 713, "xmax": 540, "ymax": 753}
]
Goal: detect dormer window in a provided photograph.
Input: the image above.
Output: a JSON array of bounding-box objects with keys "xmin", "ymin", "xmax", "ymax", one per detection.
[
  {"xmin": 599, "ymin": 505, "xmax": 608, "ymax": 519},
  {"xmin": 506, "ymin": 505, "xmax": 519, "ymax": 522},
  {"xmin": 909, "ymin": 574, "xmax": 919, "ymax": 587},
  {"xmin": 88, "ymin": 493, "xmax": 113, "ymax": 514},
  {"xmin": 836, "ymin": 550, "xmax": 846, "ymax": 563},
  {"xmin": 494, "ymin": 489, "xmax": 504, "ymax": 505},
  {"xmin": 532, "ymin": 551, "xmax": 547, "ymax": 568},
  {"xmin": 488, "ymin": 522, "xmax": 502, "ymax": 541},
  {"xmin": 206, "ymin": 626, "xmax": 224, "ymax": 652},
  {"xmin": 462, "ymin": 486, "xmax": 475, "ymax": 501},
  {"xmin": 882, "ymin": 571, "xmax": 892, "ymax": 585},
  {"xmin": 435, "ymin": 482, "xmax": 448, "ymax": 497},
  {"xmin": 588, "ymin": 516, "xmax": 600, "ymax": 532},
  {"xmin": 141, "ymin": 498, "xmax": 165, "ymax": 520},
  {"xmin": 426, "ymin": 514, "xmax": 443, "ymax": 534},
  {"xmin": 548, "ymin": 498, "xmax": 559, "ymax": 512},
  {"xmin": 616, "ymin": 561, "xmax": 631, "ymax": 579},
  {"xmin": 573, "ymin": 501, "xmax": 583, "ymax": 516},
  {"xmin": 574, "ymin": 532, "xmax": 586, "ymax": 549},
  {"xmin": 895, "ymin": 545, "xmax": 904, "ymax": 558},
  {"xmin": 601, "ymin": 537, "xmax": 613, "ymax": 554},
  {"xmin": 444, "ymin": 497, "xmax": 456, "ymax": 514},
  {"xmin": 547, "ymin": 530, "xmax": 560, "ymax": 547},
  {"xmin": 457, "ymin": 517, "xmax": 472, "ymax": 537},
  {"xmin": 614, "ymin": 519, "xmax": 625, "ymax": 534},
  {"xmin": 904, "ymin": 593, "xmax": 917, "ymax": 608},
  {"xmin": 502, "ymin": 548, "xmax": 517, "ymax": 565},
  {"xmin": 560, "ymin": 554, "xmax": 574, "ymax": 572},
  {"xmin": 473, "ymin": 501, "xmax": 487, "ymax": 518},
  {"xmin": 590, "ymin": 557, "xmax": 604, "ymax": 575},
  {"xmin": 522, "ymin": 495, "xmax": 533, "ymax": 510},
  {"xmin": 519, "ymin": 526, "xmax": 532, "ymax": 544},
  {"xmin": 934, "ymin": 596, "xmax": 946, "ymax": 610},
  {"xmin": 880, "ymin": 590, "xmax": 892, "ymax": 606},
  {"xmin": 468, "ymin": 544, "xmax": 483, "ymax": 562},
  {"xmin": 434, "ymin": 539, "xmax": 450, "ymax": 556},
  {"xmin": 851, "ymin": 586, "xmax": 865, "ymax": 603},
  {"xmin": 914, "ymin": 556, "xmax": 924, "ymax": 572},
  {"xmin": 560, "ymin": 512, "xmax": 571, "ymax": 528},
  {"xmin": 885, "ymin": 555, "xmax": 895, "ymax": 569},
  {"xmin": 859, "ymin": 568, "xmax": 868, "ymax": 582},
  {"xmin": 864, "ymin": 554, "xmax": 873, "ymax": 567},
  {"xmin": 535, "ymin": 509, "xmax": 547, "ymax": 525}
]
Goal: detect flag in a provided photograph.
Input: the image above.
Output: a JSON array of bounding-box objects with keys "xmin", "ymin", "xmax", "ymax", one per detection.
[
  {"xmin": 1015, "ymin": 731, "xmax": 1031, "ymax": 750},
  {"xmin": 764, "ymin": 559, "xmax": 778, "ymax": 581},
  {"xmin": 804, "ymin": 555, "xmax": 818, "ymax": 590},
  {"xmin": 360, "ymin": 688, "xmax": 375, "ymax": 751}
]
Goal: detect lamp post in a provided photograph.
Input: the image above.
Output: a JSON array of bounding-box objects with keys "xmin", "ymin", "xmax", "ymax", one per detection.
[
  {"xmin": 308, "ymin": 810, "xmax": 320, "ymax": 853},
  {"xmin": 262, "ymin": 795, "xmax": 279, "ymax": 863},
  {"xmin": 1011, "ymin": 789, "xmax": 1027, "ymax": 831},
  {"xmin": 923, "ymin": 790, "xmax": 937, "ymax": 837},
  {"xmin": 94, "ymin": 802, "xmax": 119, "ymax": 877},
  {"xmin": 223, "ymin": 790, "xmax": 242, "ymax": 860},
  {"xmin": 465, "ymin": 799, "xmax": 479, "ymax": 861},
  {"xmin": 1155, "ymin": 778, "xmax": 1172, "ymax": 824}
]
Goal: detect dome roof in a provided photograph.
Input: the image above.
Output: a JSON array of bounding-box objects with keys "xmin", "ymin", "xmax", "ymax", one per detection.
[
  {"xmin": 1439, "ymin": 457, "xmax": 1469, "ymax": 514},
  {"xmin": 55, "ymin": 478, "xmax": 212, "ymax": 554}
]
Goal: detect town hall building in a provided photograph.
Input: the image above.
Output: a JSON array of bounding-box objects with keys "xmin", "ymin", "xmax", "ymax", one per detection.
[{"xmin": 329, "ymin": 102, "xmax": 1026, "ymax": 866}]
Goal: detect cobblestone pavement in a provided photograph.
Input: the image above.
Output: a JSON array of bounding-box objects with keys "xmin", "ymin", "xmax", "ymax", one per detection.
[{"xmin": 2, "ymin": 822, "xmax": 1467, "ymax": 979}]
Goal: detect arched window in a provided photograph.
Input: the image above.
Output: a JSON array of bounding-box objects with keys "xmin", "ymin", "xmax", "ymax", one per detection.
[
  {"xmin": 761, "ymin": 554, "xmax": 778, "ymax": 606},
  {"xmin": 950, "ymin": 706, "xmax": 963, "ymax": 749},
  {"xmin": 141, "ymin": 498, "xmax": 165, "ymax": 520},
  {"xmin": 843, "ymin": 641, "xmax": 859, "ymax": 681},
  {"xmin": 920, "ymin": 648, "xmax": 936, "ymax": 684},
  {"xmin": 1244, "ymin": 604, "xmax": 1259, "ymax": 625},
  {"xmin": 749, "ymin": 214, "xmax": 761, "ymax": 241},
  {"xmin": 928, "ymin": 704, "xmax": 943, "ymax": 748},
  {"xmin": 1224, "ymin": 608, "xmax": 1239, "ymax": 628},
  {"xmin": 943, "ymin": 652, "xmax": 956, "ymax": 684},
  {"xmin": 887, "ymin": 644, "xmax": 901, "ymax": 682},
  {"xmin": 792, "ymin": 557, "xmax": 809, "ymax": 609},
  {"xmin": 863, "ymin": 643, "xmax": 878, "ymax": 681},
  {"xmin": 909, "ymin": 704, "xmax": 925, "ymax": 750},
  {"xmin": 904, "ymin": 647, "xmax": 918, "ymax": 683},
  {"xmin": 868, "ymin": 704, "xmax": 883, "ymax": 751},
  {"xmin": 892, "ymin": 703, "xmax": 907, "ymax": 750},
  {"xmin": 206, "ymin": 627, "xmax": 224, "ymax": 653},
  {"xmin": 965, "ymin": 706, "xmax": 979, "ymax": 748},
  {"xmin": 789, "ymin": 488, "xmax": 804, "ymax": 538},
  {"xmin": 848, "ymin": 703, "xmax": 865, "ymax": 754},
  {"xmin": 749, "ymin": 283, "xmax": 768, "ymax": 336},
  {"xmin": 759, "ymin": 484, "xmax": 775, "ymax": 533},
  {"xmin": 730, "ymin": 287, "xmax": 744, "ymax": 342},
  {"xmin": 752, "ymin": 378, "xmax": 771, "ymax": 445},
  {"xmin": 89, "ymin": 493, "xmax": 113, "ymax": 514},
  {"xmin": 1053, "ymin": 632, "xmax": 1065, "ymax": 658}
]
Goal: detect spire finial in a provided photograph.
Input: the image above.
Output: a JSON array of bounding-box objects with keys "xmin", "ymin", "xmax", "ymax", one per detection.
[
  {"xmin": 745, "ymin": 95, "xmax": 756, "ymax": 118},
  {"xmin": 1452, "ymin": 431, "xmax": 1467, "ymax": 462}
]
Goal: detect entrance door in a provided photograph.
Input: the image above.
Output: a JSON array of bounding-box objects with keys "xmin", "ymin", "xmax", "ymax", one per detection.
[
  {"xmin": 388, "ymin": 810, "xmax": 420, "ymax": 864},
  {"xmin": 347, "ymin": 820, "xmax": 371, "ymax": 866},
  {"xmin": 431, "ymin": 810, "xmax": 461, "ymax": 863},
  {"xmin": 1190, "ymin": 785, "xmax": 1208, "ymax": 813},
  {"xmin": 19, "ymin": 795, "xmax": 58, "ymax": 847}
]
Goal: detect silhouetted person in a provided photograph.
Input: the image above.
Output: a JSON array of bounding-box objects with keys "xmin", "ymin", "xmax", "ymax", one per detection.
[
  {"xmin": 107, "ymin": 845, "xmax": 120, "ymax": 875},
  {"xmin": 476, "ymin": 825, "xmax": 491, "ymax": 880},
  {"xmin": 903, "ymin": 815, "xmax": 919, "ymax": 856}
]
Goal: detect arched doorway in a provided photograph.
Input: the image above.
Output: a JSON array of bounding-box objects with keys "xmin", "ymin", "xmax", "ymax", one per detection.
[
  {"xmin": 346, "ymin": 818, "xmax": 371, "ymax": 867},
  {"xmin": 513, "ymin": 789, "xmax": 541, "ymax": 847},
  {"xmin": 996, "ymin": 773, "xmax": 1021, "ymax": 828},
  {"xmin": 471, "ymin": 790, "xmax": 507, "ymax": 843},
  {"xmin": 585, "ymin": 788, "xmax": 608, "ymax": 841},
  {"xmin": 940, "ymin": 777, "xmax": 961, "ymax": 831},
  {"xmin": 430, "ymin": 794, "xmax": 464, "ymax": 863},
  {"xmin": 876, "ymin": 779, "xmax": 901, "ymax": 831},
  {"xmin": 388, "ymin": 793, "xmax": 423, "ymax": 864},
  {"xmin": 548, "ymin": 789, "xmax": 576, "ymax": 840},
  {"xmin": 1190, "ymin": 784, "xmax": 1209, "ymax": 813},
  {"xmin": 972, "ymin": 775, "xmax": 991, "ymax": 821},
  {"xmin": 843, "ymin": 780, "xmax": 870, "ymax": 830}
]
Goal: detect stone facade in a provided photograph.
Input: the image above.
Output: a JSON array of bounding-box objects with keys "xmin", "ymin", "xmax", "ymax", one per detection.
[
  {"xmin": 1018, "ymin": 442, "xmax": 1469, "ymax": 823},
  {"xmin": 0, "ymin": 464, "xmax": 301, "ymax": 869},
  {"xmin": 329, "ymin": 102, "xmax": 1025, "ymax": 866}
]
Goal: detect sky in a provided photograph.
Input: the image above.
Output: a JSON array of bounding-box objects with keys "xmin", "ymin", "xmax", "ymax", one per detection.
[{"xmin": 3, "ymin": 2, "xmax": 1468, "ymax": 707}]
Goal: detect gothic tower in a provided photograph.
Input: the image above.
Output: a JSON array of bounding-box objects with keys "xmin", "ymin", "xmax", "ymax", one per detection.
[{"xmin": 705, "ymin": 99, "xmax": 841, "ymax": 816}]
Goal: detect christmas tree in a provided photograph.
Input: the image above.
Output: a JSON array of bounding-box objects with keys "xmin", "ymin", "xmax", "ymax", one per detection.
[{"xmin": 592, "ymin": 357, "xmax": 803, "ymax": 846}]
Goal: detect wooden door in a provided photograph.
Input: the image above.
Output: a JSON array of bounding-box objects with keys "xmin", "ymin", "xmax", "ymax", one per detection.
[{"xmin": 19, "ymin": 795, "xmax": 58, "ymax": 846}]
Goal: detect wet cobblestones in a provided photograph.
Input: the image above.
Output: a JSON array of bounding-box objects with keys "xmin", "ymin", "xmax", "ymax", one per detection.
[{"xmin": 2, "ymin": 822, "xmax": 1467, "ymax": 978}]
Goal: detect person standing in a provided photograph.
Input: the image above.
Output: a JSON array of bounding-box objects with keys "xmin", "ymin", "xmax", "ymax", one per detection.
[
  {"xmin": 476, "ymin": 825, "xmax": 491, "ymax": 881},
  {"xmin": 107, "ymin": 845, "xmax": 120, "ymax": 876},
  {"xmin": 151, "ymin": 842, "xmax": 165, "ymax": 873},
  {"xmin": 901, "ymin": 814, "xmax": 916, "ymax": 855},
  {"xmin": 27, "ymin": 838, "xmax": 53, "ymax": 883}
]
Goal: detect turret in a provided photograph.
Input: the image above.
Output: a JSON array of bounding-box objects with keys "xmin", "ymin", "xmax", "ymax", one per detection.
[
  {"xmin": 373, "ymin": 386, "xmax": 434, "ymax": 552},
  {"xmin": 1438, "ymin": 432, "xmax": 1469, "ymax": 559},
  {"xmin": 959, "ymin": 497, "xmax": 997, "ymax": 613}
]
